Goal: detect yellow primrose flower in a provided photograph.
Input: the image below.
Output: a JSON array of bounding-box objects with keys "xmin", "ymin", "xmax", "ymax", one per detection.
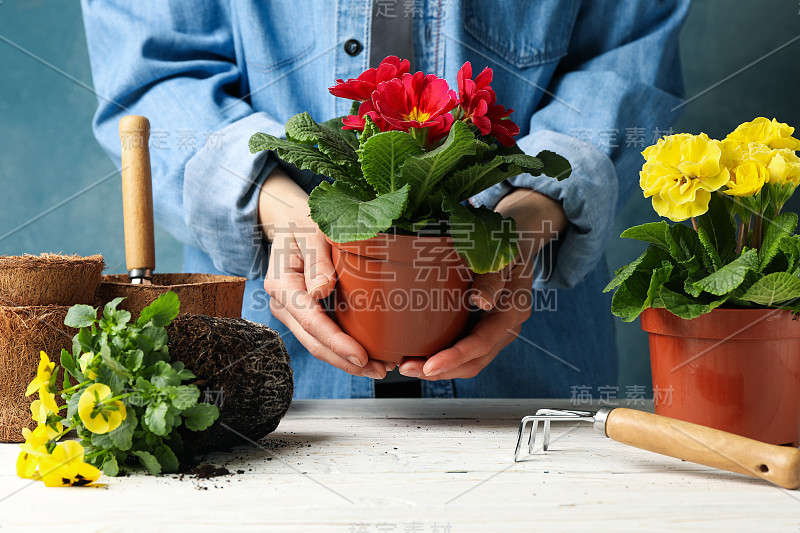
[
  {"xmin": 640, "ymin": 133, "xmax": 729, "ymax": 221},
  {"xmin": 726, "ymin": 117, "xmax": 800, "ymax": 151},
  {"xmin": 78, "ymin": 352, "xmax": 97, "ymax": 380},
  {"xmin": 724, "ymin": 160, "xmax": 769, "ymax": 197},
  {"xmin": 38, "ymin": 441, "xmax": 101, "ymax": 487},
  {"xmin": 78, "ymin": 383, "xmax": 127, "ymax": 434},
  {"xmin": 16, "ymin": 423, "xmax": 63, "ymax": 479}
]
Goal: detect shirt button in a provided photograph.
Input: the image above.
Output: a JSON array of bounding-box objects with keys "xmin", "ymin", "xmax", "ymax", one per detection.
[{"xmin": 344, "ymin": 39, "xmax": 363, "ymax": 56}]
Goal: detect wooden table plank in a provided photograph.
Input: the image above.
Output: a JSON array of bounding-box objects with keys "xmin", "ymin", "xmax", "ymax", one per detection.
[{"xmin": 1, "ymin": 399, "xmax": 797, "ymax": 532}]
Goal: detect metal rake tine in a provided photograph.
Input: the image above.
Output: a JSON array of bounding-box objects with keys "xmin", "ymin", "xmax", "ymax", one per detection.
[
  {"xmin": 543, "ymin": 419, "xmax": 551, "ymax": 451},
  {"xmin": 514, "ymin": 416, "xmax": 533, "ymax": 462}
]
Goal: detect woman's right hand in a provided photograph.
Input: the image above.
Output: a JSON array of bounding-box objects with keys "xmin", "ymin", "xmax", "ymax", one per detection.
[{"xmin": 258, "ymin": 168, "xmax": 390, "ymax": 379}]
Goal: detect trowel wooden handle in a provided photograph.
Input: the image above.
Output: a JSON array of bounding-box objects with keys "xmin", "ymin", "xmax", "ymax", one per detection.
[
  {"xmin": 604, "ymin": 408, "xmax": 800, "ymax": 489},
  {"xmin": 119, "ymin": 115, "xmax": 156, "ymax": 274}
]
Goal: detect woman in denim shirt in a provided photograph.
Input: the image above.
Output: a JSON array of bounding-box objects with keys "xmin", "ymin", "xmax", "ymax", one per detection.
[{"xmin": 81, "ymin": 0, "xmax": 691, "ymax": 399}]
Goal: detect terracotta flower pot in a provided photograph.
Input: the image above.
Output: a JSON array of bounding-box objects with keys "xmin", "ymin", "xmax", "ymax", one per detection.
[
  {"xmin": 640, "ymin": 307, "xmax": 800, "ymax": 446},
  {"xmin": 328, "ymin": 233, "xmax": 475, "ymax": 364}
]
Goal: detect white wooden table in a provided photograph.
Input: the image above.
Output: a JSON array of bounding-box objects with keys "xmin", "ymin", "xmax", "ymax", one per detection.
[{"xmin": 1, "ymin": 399, "xmax": 798, "ymax": 532}]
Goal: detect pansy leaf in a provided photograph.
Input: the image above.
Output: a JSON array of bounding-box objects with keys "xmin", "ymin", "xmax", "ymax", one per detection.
[
  {"xmin": 101, "ymin": 455, "xmax": 119, "ymax": 477},
  {"xmin": 183, "ymin": 403, "xmax": 220, "ymax": 432},
  {"xmin": 109, "ymin": 408, "xmax": 137, "ymax": 451},
  {"xmin": 154, "ymin": 445, "xmax": 180, "ymax": 474},
  {"xmin": 133, "ymin": 450, "xmax": 162, "ymax": 476},
  {"xmin": 64, "ymin": 304, "xmax": 97, "ymax": 328},
  {"xmin": 144, "ymin": 402, "xmax": 169, "ymax": 436},
  {"xmin": 137, "ymin": 291, "xmax": 180, "ymax": 328}
]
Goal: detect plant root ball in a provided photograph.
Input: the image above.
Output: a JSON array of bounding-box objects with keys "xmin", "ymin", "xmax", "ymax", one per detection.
[{"xmin": 167, "ymin": 315, "xmax": 293, "ymax": 455}]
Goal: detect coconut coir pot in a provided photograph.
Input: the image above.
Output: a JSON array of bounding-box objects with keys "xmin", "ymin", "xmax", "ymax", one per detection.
[
  {"xmin": 0, "ymin": 306, "xmax": 74, "ymax": 442},
  {"xmin": 328, "ymin": 232, "xmax": 475, "ymax": 364},
  {"xmin": 641, "ymin": 307, "xmax": 800, "ymax": 446},
  {"xmin": 0, "ymin": 253, "xmax": 104, "ymax": 307}
]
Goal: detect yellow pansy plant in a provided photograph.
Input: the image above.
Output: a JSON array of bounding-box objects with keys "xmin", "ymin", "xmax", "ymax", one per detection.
[
  {"xmin": 639, "ymin": 133, "xmax": 729, "ymax": 221},
  {"xmin": 37, "ymin": 441, "xmax": 101, "ymax": 487},
  {"xmin": 78, "ymin": 383, "xmax": 127, "ymax": 434},
  {"xmin": 15, "ymin": 292, "xmax": 218, "ymax": 484}
]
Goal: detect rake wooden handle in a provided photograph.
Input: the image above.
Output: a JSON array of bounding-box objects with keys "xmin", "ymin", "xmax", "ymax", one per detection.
[
  {"xmin": 119, "ymin": 115, "xmax": 156, "ymax": 275},
  {"xmin": 605, "ymin": 408, "xmax": 800, "ymax": 490}
]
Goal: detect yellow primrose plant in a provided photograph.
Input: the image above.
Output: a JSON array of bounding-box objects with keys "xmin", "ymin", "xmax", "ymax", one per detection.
[
  {"xmin": 605, "ymin": 117, "xmax": 800, "ymax": 321},
  {"xmin": 17, "ymin": 292, "xmax": 219, "ymax": 486}
]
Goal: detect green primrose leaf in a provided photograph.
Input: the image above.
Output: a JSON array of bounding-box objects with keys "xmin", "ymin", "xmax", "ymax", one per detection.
[
  {"xmin": 360, "ymin": 131, "xmax": 423, "ymax": 193},
  {"xmin": 610, "ymin": 264, "xmax": 673, "ymax": 322},
  {"xmin": 739, "ymin": 272, "xmax": 800, "ymax": 306},
  {"xmin": 620, "ymin": 221, "xmax": 671, "ymax": 250},
  {"xmin": 137, "ymin": 291, "xmax": 180, "ymax": 328},
  {"xmin": 442, "ymin": 197, "xmax": 518, "ymax": 274},
  {"xmin": 401, "ymin": 120, "xmax": 476, "ymax": 213},
  {"xmin": 696, "ymin": 192, "xmax": 736, "ymax": 264},
  {"xmin": 249, "ymin": 132, "xmax": 351, "ymax": 182},
  {"xmin": 308, "ymin": 180, "xmax": 410, "ymax": 242},
  {"xmin": 665, "ymin": 222, "xmax": 704, "ymax": 268},
  {"xmin": 604, "ymin": 245, "xmax": 673, "ymax": 293},
  {"xmin": 759, "ymin": 212, "xmax": 798, "ymax": 272},
  {"xmin": 690, "ymin": 248, "xmax": 758, "ymax": 296},
  {"xmin": 696, "ymin": 226, "xmax": 722, "ymax": 272},
  {"xmin": 286, "ymin": 111, "xmax": 359, "ymax": 166},
  {"xmin": 64, "ymin": 304, "xmax": 98, "ymax": 328},
  {"xmin": 133, "ymin": 450, "xmax": 162, "ymax": 476},
  {"xmin": 183, "ymin": 403, "xmax": 220, "ymax": 432},
  {"xmin": 532, "ymin": 150, "xmax": 572, "ymax": 180},
  {"xmin": 658, "ymin": 286, "xmax": 728, "ymax": 319},
  {"xmin": 321, "ymin": 116, "xmax": 359, "ymax": 150}
]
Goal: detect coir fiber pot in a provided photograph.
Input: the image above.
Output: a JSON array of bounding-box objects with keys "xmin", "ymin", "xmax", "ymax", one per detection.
[
  {"xmin": 640, "ymin": 307, "xmax": 800, "ymax": 446},
  {"xmin": 328, "ymin": 233, "xmax": 475, "ymax": 364},
  {"xmin": 0, "ymin": 306, "xmax": 74, "ymax": 442},
  {"xmin": 97, "ymin": 273, "xmax": 246, "ymax": 319},
  {"xmin": 0, "ymin": 253, "xmax": 104, "ymax": 307}
]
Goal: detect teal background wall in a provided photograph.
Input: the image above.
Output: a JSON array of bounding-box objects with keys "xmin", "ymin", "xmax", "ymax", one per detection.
[{"xmin": 1, "ymin": 1, "xmax": 798, "ymax": 393}]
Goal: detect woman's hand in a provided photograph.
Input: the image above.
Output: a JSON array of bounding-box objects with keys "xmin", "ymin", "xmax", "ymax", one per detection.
[
  {"xmin": 397, "ymin": 188, "xmax": 568, "ymax": 380},
  {"xmin": 258, "ymin": 169, "xmax": 391, "ymax": 379}
]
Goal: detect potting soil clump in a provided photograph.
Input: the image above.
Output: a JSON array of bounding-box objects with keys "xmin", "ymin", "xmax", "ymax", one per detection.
[{"xmin": 167, "ymin": 315, "xmax": 293, "ymax": 455}]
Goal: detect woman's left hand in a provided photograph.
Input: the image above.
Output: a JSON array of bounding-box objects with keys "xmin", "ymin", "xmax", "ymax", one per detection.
[{"xmin": 397, "ymin": 188, "xmax": 568, "ymax": 380}]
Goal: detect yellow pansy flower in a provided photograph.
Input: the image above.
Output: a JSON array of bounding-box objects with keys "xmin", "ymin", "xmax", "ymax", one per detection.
[
  {"xmin": 38, "ymin": 441, "xmax": 101, "ymax": 487},
  {"xmin": 724, "ymin": 160, "xmax": 768, "ymax": 197},
  {"xmin": 78, "ymin": 352, "xmax": 98, "ymax": 380},
  {"xmin": 25, "ymin": 351, "xmax": 59, "ymax": 418},
  {"xmin": 25, "ymin": 351, "xmax": 54, "ymax": 397},
  {"xmin": 640, "ymin": 133, "xmax": 729, "ymax": 221},
  {"xmin": 16, "ymin": 423, "xmax": 63, "ymax": 479},
  {"xmin": 726, "ymin": 117, "xmax": 800, "ymax": 151},
  {"xmin": 78, "ymin": 383, "xmax": 127, "ymax": 434}
]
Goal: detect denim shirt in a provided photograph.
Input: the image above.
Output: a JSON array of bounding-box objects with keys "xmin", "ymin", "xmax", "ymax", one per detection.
[{"xmin": 82, "ymin": 0, "xmax": 690, "ymax": 399}]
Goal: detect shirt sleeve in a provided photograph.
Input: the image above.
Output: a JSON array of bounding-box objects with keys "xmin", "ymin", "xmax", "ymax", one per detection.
[
  {"xmin": 470, "ymin": 0, "xmax": 691, "ymax": 290},
  {"xmin": 81, "ymin": 0, "xmax": 292, "ymax": 279}
]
